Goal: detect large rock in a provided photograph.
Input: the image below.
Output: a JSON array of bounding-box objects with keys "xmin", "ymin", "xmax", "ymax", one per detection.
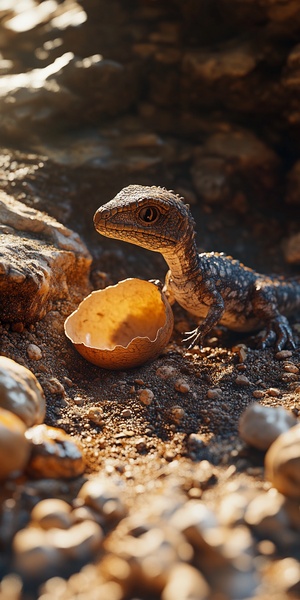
[
  {"xmin": 0, "ymin": 52, "xmax": 138, "ymax": 141},
  {"xmin": 0, "ymin": 191, "xmax": 91, "ymax": 324}
]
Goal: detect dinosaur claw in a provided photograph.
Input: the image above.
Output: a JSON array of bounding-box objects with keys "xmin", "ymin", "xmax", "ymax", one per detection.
[
  {"xmin": 182, "ymin": 327, "xmax": 203, "ymax": 349},
  {"xmin": 253, "ymin": 317, "xmax": 297, "ymax": 352}
]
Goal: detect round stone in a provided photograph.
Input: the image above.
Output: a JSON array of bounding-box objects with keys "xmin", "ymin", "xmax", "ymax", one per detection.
[
  {"xmin": 0, "ymin": 356, "xmax": 45, "ymax": 426},
  {"xmin": 162, "ymin": 563, "xmax": 210, "ymax": 600},
  {"xmin": 31, "ymin": 499, "xmax": 73, "ymax": 530},
  {"xmin": 174, "ymin": 379, "xmax": 190, "ymax": 393},
  {"xmin": 78, "ymin": 477, "xmax": 127, "ymax": 522},
  {"xmin": 0, "ymin": 407, "xmax": 31, "ymax": 479},
  {"xmin": 170, "ymin": 405, "xmax": 185, "ymax": 424},
  {"xmin": 138, "ymin": 388, "xmax": 154, "ymax": 405},
  {"xmin": 239, "ymin": 403, "xmax": 297, "ymax": 450},
  {"xmin": 26, "ymin": 344, "xmax": 43, "ymax": 360},
  {"xmin": 25, "ymin": 424, "xmax": 84, "ymax": 479},
  {"xmin": 13, "ymin": 528, "xmax": 61, "ymax": 579},
  {"xmin": 265, "ymin": 423, "xmax": 300, "ymax": 499},
  {"xmin": 48, "ymin": 520, "xmax": 103, "ymax": 559}
]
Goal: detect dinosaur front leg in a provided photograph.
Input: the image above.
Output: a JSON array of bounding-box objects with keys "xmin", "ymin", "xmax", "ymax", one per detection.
[{"xmin": 183, "ymin": 292, "xmax": 225, "ymax": 348}]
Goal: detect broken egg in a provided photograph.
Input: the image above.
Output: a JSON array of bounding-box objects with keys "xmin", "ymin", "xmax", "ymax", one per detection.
[{"xmin": 64, "ymin": 278, "xmax": 174, "ymax": 369}]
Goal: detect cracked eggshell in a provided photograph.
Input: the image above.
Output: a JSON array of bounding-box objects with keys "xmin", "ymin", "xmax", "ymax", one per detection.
[{"xmin": 64, "ymin": 278, "xmax": 174, "ymax": 369}]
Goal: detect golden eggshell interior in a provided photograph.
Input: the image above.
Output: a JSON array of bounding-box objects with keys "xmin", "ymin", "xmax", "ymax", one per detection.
[{"xmin": 64, "ymin": 278, "xmax": 174, "ymax": 369}]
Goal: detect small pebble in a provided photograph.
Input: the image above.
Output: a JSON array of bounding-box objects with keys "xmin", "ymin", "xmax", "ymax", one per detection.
[
  {"xmin": 252, "ymin": 390, "xmax": 264, "ymax": 398},
  {"xmin": 156, "ymin": 366, "xmax": 176, "ymax": 379},
  {"xmin": 174, "ymin": 379, "xmax": 190, "ymax": 393},
  {"xmin": 232, "ymin": 344, "xmax": 248, "ymax": 363},
  {"xmin": 135, "ymin": 438, "xmax": 147, "ymax": 452},
  {"xmin": 138, "ymin": 388, "xmax": 154, "ymax": 405},
  {"xmin": 244, "ymin": 489, "xmax": 292, "ymax": 544},
  {"xmin": 187, "ymin": 433, "xmax": 206, "ymax": 451},
  {"xmin": 121, "ymin": 408, "xmax": 132, "ymax": 419},
  {"xmin": 25, "ymin": 424, "xmax": 84, "ymax": 479},
  {"xmin": 0, "ymin": 575, "xmax": 22, "ymax": 598},
  {"xmin": 78, "ymin": 477, "xmax": 127, "ymax": 522},
  {"xmin": 72, "ymin": 505, "xmax": 103, "ymax": 525},
  {"xmin": 194, "ymin": 461, "xmax": 217, "ymax": 488},
  {"xmin": 265, "ymin": 423, "xmax": 300, "ymax": 499},
  {"xmin": 26, "ymin": 344, "xmax": 42, "ymax": 360},
  {"xmin": 282, "ymin": 372, "xmax": 299, "ymax": 383},
  {"xmin": 0, "ymin": 408, "xmax": 31, "ymax": 480},
  {"xmin": 87, "ymin": 406, "xmax": 104, "ymax": 426},
  {"xmin": 266, "ymin": 557, "xmax": 300, "ymax": 594},
  {"xmin": 207, "ymin": 388, "xmax": 222, "ymax": 400},
  {"xmin": 72, "ymin": 395, "xmax": 85, "ymax": 405},
  {"xmin": 48, "ymin": 520, "xmax": 103, "ymax": 560},
  {"xmin": 11, "ymin": 322, "xmax": 24, "ymax": 333},
  {"xmin": 0, "ymin": 356, "xmax": 45, "ymax": 426},
  {"xmin": 276, "ymin": 350, "xmax": 293, "ymax": 360},
  {"xmin": 265, "ymin": 387, "xmax": 281, "ymax": 397},
  {"xmin": 239, "ymin": 403, "xmax": 297, "ymax": 451},
  {"xmin": 13, "ymin": 527, "xmax": 61, "ymax": 578},
  {"xmin": 43, "ymin": 378, "xmax": 65, "ymax": 396},
  {"xmin": 235, "ymin": 374, "xmax": 251, "ymax": 386},
  {"xmin": 164, "ymin": 449, "xmax": 177, "ymax": 461},
  {"xmin": 218, "ymin": 488, "xmax": 256, "ymax": 527},
  {"xmin": 162, "ymin": 563, "xmax": 210, "ymax": 600},
  {"xmin": 31, "ymin": 499, "xmax": 73, "ymax": 530},
  {"xmin": 170, "ymin": 405, "xmax": 185, "ymax": 424},
  {"xmin": 283, "ymin": 362, "xmax": 299, "ymax": 374},
  {"xmin": 13, "ymin": 521, "xmax": 103, "ymax": 576}
]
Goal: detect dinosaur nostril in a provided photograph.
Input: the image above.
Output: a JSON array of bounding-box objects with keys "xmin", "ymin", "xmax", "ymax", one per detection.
[{"xmin": 93, "ymin": 208, "xmax": 110, "ymax": 226}]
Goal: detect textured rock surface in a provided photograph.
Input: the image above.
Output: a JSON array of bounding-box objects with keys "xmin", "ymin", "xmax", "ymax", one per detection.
[{"xmin": 0, "ymin": 191, "xmax": 91, "ymax": 324}]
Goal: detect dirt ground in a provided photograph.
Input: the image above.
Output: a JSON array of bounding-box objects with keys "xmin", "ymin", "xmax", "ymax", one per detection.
[{"xmin": 0, "ymin": 167, "xmax": 299, "ymax": 598}]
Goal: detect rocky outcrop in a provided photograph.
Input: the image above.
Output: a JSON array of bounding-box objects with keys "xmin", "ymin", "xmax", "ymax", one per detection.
[{"xmin": 0, "ymin": 191, "xmax": 91, "ymax": 324}]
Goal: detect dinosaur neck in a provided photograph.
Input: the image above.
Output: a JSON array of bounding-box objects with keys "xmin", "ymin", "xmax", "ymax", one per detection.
[{"xmin": 162, "ymin": 230, "xmax": 200, "ymax": 283}]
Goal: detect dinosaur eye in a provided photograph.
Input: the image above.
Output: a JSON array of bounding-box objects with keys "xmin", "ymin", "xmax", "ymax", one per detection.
[{"xmin": 138, "ymin": 206, "xmax": 160, "ymax": 224}]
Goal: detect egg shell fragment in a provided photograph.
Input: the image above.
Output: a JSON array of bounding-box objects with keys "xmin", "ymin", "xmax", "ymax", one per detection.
[{"xmin": 64, "ymin": 278, "xmax": 174, "ymax": 369}]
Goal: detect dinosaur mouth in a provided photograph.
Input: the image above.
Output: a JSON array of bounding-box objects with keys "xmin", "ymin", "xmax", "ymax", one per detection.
[{"xmin": 94, "ymin": 216, "xmax": 175, "ymax": 247}]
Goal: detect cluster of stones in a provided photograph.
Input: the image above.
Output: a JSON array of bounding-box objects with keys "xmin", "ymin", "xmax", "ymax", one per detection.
[
  {"xmin": 8, "ymin": 457, "xmax": 299, "ymax": 600},
  {"xmin": 0, "ymin": 356, "xmax": 84, "ymax": 480},
  {"xmin": 1, "ymin": 366, "xmax": 299, "ymax": 598},
  {"xmin": 12, "ymin": 477, "xmax": 127, "ymax": 584}
]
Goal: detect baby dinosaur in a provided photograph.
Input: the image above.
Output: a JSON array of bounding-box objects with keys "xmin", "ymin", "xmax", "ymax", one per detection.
[{"xmin": 94, "ymin": 185, "xmax": 300, "ymax": 351}]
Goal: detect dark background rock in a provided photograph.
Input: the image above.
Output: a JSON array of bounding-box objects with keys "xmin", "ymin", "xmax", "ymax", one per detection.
[{"xmin": 0, "ymin": 0, "xmax": 298, "ymax": 276}]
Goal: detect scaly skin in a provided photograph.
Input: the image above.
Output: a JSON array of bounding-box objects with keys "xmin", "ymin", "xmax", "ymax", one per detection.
[{"xmin": 94, "ymin": 185, "xmax": 300, "ymax": 351}]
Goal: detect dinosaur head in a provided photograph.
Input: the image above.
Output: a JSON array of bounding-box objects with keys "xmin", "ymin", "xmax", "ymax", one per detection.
[{"xmin": 94, "ymin": 184, "xmax": 195, "ymax": 253}]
